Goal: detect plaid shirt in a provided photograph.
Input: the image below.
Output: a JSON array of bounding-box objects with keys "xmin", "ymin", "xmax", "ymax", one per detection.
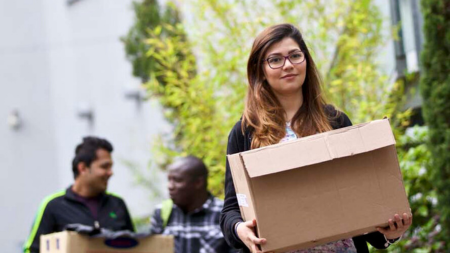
[{"xmin": 151, "ymin": 194, "xmax": 237, "ymax": 253}]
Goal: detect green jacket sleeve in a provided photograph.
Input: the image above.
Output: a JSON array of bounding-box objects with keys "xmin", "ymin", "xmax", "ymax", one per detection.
[{"xmin": 23, "ymin": 201, "xmax": 55, "ymax": 253}]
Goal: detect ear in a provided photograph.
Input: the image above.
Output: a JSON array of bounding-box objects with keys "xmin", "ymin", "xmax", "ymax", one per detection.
[
  {"xmin": 194, "ymin": 176, "xmax": 205, "ymax": 190},
  {"xmin": 77, "ymin": 162, "xmax": 88, "ymax": 175}
]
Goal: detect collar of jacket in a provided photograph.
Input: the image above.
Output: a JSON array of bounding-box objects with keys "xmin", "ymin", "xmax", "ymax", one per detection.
[{"xmin": 64, "ymin": 185, "xmax": 108, "ymax": 203}]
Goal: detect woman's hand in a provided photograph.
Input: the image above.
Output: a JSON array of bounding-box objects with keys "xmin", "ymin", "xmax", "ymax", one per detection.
[
  {"xmin": 376, "ymin": 213, "xmax": 412, "ymax": 240},
  {"xmin": 236, "ymin": 219, "xmax": 269, "ymax": 253}
]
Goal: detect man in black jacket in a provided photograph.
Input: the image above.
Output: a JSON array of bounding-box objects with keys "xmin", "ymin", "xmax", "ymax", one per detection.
[{"xmin": 23, "ymin": 137, "xmax": 134, "ymax": 253}]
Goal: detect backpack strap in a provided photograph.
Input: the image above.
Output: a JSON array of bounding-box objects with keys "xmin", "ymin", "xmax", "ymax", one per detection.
[{"xmin": 160, "ymin": 199, "xmax": 173, "ymax": 229}]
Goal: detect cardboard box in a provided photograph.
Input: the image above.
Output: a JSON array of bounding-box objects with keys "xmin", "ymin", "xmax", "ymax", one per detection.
[
  {"xmin": 227, "ymin": 119, "xmax": 410, "ymax": 252},
  {"xmin": 40, "ymin": 231, "xmax": 174, "ymax": 253}
]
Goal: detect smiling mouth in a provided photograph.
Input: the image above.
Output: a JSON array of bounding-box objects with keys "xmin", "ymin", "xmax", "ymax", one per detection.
[{"xmin": 281, "ymin": 74, "xmax": 298, "ymax": 79}]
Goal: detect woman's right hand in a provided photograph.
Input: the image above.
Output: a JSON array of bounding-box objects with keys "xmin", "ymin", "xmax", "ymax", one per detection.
[{"xmin": 236, "ymin": 219, "xmax": 269, "ymax": 253}]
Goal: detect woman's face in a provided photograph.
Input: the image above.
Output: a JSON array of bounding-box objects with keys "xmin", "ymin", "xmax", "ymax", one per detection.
[{"xmin": 262, "ymin": 37, "xmax": 307, "ymax": 97}]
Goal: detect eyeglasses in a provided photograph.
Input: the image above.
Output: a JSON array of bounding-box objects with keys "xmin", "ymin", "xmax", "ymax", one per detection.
[{"xmin": 265, "ymin": 51, "xmax": 306, "ymax": 69}]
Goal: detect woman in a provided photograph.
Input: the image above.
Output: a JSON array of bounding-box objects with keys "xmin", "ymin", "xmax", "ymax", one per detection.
[{"xmin": 220, "ymin": 24, "xmax": 412, "ymax": 253}]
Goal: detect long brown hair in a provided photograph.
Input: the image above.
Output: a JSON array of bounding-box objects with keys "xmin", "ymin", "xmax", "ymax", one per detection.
[{"xmin": 243, "ymin": 23, "xmax": 333, "ymax": 149}]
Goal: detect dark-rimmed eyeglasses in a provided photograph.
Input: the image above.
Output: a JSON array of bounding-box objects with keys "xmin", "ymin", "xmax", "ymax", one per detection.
[{"xmin": 265, "ymin": 51, "xmax": 306, "ymax": 69}]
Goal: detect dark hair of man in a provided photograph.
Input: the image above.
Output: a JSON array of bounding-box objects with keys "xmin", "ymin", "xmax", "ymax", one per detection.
[
  {"xmin": 178, "ymin": 155, "xmax": 209, "ymax": 189},
  {"xmin": 72, "ymin": 136, "xmax": 113, "ymax": 179}
]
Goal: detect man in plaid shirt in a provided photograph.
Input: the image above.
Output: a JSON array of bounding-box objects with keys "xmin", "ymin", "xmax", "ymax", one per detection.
[{"xmin": 150, "ymin": 156, "xmax": 236, "ymax": 253}]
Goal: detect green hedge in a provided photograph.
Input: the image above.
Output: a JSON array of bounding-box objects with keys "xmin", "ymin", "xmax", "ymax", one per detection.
[{"xmin": 420, "ymin": 0, "xmax": 450, "ymax": 248}]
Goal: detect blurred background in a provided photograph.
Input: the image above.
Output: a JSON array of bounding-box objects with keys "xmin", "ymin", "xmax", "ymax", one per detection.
[{"xmin": 1, "ymin": 0, "xmax": 448, "ymax": 252}]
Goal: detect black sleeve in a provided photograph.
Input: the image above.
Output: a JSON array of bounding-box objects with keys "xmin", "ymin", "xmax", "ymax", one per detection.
[
  {"xmin": 120, "ymin": 199, "xmax": 135, "ymax": 232},
  {"xmin": 220, "ymin": 121, "xmax": 247, "ymax": 250},
  {"xmin": 353, "ymin": 232, "xmax": 389, "ymax": 252},
  {"xmin": 325, "ymin": 104, "xmax": 353, "ymax": 129},
  {"xmin": 339, "ymin": 111, "xmax": 352, "ymax": 128},
  {"xmin": 23, "ymin": 203, "xmax": 55, "ymax": 253}
]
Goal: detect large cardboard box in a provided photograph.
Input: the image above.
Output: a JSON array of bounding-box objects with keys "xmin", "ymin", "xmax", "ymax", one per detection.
[
  {"xmin": 40, "ymin": 231, "xmax": 174, "ymax": 253},
  {"xmin": 227, "ymin": 119, "xmax": 410, "ymax": 252}
]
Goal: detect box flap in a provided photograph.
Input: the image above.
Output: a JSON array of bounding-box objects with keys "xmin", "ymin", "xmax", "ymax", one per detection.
[
  {"xmin": 250, "ymin": 145, "xmax": 409, "ymax": 252},
  {"xmin": 241, "ymin": 119, "xmax": 395, "ymax": 178}
]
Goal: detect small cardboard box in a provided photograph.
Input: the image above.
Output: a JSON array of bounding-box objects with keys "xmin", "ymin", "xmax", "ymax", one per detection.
[
  {"xmin": 227, "ymin": 119, "xmax": 410, "ymax": 252},
  {"xmin": 40, "ymin": 231, "xmax": 174, "ymax": 253}
]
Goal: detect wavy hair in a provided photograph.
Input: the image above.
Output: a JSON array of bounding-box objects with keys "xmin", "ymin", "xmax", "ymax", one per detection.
[{"xmin": 243, "ymin": 23, "xmax": 333, "ymax": 149}]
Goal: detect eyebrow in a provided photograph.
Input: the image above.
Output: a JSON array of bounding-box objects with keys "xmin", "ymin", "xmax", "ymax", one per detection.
[
  {"xmin": 100, "ymin": 161, "xmax": 113, "ymax": 166},
  {"xmin": 267, "ymin": 49, "xmax": 302, "ymax": 57}
]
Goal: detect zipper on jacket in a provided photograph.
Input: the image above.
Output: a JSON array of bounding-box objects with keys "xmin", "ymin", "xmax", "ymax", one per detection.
[{"xmin": 94, "ymin": 221, "xmax": 100, "ymax": 230}]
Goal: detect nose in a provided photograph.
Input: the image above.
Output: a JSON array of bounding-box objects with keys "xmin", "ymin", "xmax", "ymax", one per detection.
[
  {"xmin": 168, "ymin": 180, "xmax": 175, "ymax": 191},
  {"xmin": 107, "ymin": 168, "xmax": 113, "ymax": 177},
  {"xmin": 283, "ymin": 58, "xmax": 294, "ymax": 70}
]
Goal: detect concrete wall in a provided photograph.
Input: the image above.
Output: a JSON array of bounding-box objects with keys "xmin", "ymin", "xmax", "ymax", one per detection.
[
  {"xmin": 40, "ymin": 0, "xmax": 169, "ymax": 213},
  {"xmin": 0, "ymin": 0, "xmax": 168, "ymax": 252},
  {"xmin": 375, "ymin": 0, "xmax": 397, "ymax": 79},
  {"xmin": 0, "ymin": 0, "xmax": 59, "ymax": 252}
]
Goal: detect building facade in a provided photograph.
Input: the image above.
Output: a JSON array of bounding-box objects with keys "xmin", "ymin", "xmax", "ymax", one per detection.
[
  {"xmin": 389, "ymin": 0, "xmax": 425, "ymax": 124},
  {"xmin": 0, "ymin": 0, "xmax": 168, "ymax": 252}
]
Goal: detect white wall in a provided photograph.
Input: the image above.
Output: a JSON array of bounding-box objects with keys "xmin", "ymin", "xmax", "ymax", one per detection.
[
  {"xmin": 375, "ymin": 0, "xmax": 397, "ymax": 79},
  {"xmin": 0, "ymin": 0, "xmax": 59, "ymax": 252},
  {"xmin": 398, "ymin": 0, "xmax": 420, "ymax": 73},
  {"xmin": 0, "ymin": 0, "xmax": 168, "ymax": 252},
  {"xmin": 40, "ymin": 0, "xmax": 169, "ymax": 210}
]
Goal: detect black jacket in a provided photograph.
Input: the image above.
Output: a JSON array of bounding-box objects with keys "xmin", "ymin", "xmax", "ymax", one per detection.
[
  {"xmin": 220, "ymin": 107, "xmax": 390, "ymax": 253},
  {"xmin": 23, "ymin": 186, "xmax": 134, "ymax": 253}
]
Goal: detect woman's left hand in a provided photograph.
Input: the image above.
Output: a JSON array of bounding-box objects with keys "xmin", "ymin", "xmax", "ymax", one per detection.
[{"xmin": 376, "ymin": 213, "xmax": 412, "ymax": 240}]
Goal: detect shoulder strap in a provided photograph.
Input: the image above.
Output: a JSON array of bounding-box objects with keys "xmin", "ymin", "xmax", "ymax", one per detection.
[{"xmin": 160, "ymin": 199, "xmax": 173, "ymax": 229}]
